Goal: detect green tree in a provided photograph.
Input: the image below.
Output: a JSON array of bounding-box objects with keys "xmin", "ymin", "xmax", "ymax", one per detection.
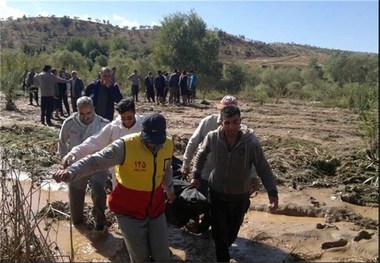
[
  {"xmin": 109, "ymin": 36, "xmax": 129, "ymax": 52},
  {"xmin": 261, "ymin": 68, "xmax": 291, "ymax": 103},
  {"xmin": 308, "ymin": 57, "xmax": 324, "ymax": 79},
  {"xmin": 49, "ymin": 50, "xmax": 88, "ymax": 72},
  {"xmin": 324, "ymin": 52, "xmax": 349, "ymax": 86},
  {"xmin": 151, "ymin": 10, "xmax": 222, "ymax": 90},
  {"xmin": 222, "ymin": 62, "xmax": 246, "ymax": 93},
  {"xmin": 324, "ymin": 52, "xmax": 378, "ymax": 86},
  {"xmin": 67, "ymin": 37, "xmax": 85, "ymax": 55},
  {"xmin": 96, "ymin": 54, "xmax": 108, "ymax": 67},
  {"xmin": 0, "ymin": 50, "xmax": 26, "ymax": 110}
]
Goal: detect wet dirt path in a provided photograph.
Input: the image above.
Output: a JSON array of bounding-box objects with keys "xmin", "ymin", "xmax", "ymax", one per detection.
[{"xmin": 18, "ymin": 178, "xmax": 378, "ymax": 262}]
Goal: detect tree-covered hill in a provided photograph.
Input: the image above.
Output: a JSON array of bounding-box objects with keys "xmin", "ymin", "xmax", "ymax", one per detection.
[{"xmin": 0, "ymin": 15, "xmax": 350, "ymax": 66}]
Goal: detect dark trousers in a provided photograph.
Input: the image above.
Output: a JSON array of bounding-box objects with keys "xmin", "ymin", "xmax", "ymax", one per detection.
[
  {"xmin": 40, "ymin": 96, "xmax": 54, "ymax": 124},
  {"xmin": 198, "ymin": 179, "xmax": 211, "ymax": 232},
  {"xmin": 60, "ymin": 94, "xmax": 70, "ymax": 115},
  {"xmin": 71, "ymin": 96, "xmax": 79, "ymax": 112},
  {"xmin": 210, "ymin": 191, "xmax": 250, "ymax": 262},
  {"xmin": 28, "ymin": 86, "xmax": 39, "ymax": 105},
  {"xmin": 146, "ymin": 87, "xmax": 155, "ymax": 102},
  {"xmin": 131, "ymin": 85, "xmax": 139, "ymax": 101}
]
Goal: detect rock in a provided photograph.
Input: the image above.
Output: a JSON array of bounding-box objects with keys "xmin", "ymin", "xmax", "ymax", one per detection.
[
  {"xmin": 354, "ymin": 230, "xmax": 373, "ymax": 242},
  {"xmin": 316, "ymin": 223, "xmax": 326, "ymax": 229},
  {"xmin": 321, "ymin": 238, "xmax": 348, "ymax": 249}
]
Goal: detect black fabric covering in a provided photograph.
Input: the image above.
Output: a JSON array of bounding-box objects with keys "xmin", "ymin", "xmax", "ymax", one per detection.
[
  {"xmin": 166, "ymin": 179, "xmax": 209, "ymax": 227},
  {"xmin": 171, "ymin": 155, "xmax": 183, "ymax": 179}
]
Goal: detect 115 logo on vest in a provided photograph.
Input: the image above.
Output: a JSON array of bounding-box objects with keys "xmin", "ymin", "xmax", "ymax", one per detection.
[{"xmin": 134, "ymin": 161, "xmax": 147, "ymax": 171}]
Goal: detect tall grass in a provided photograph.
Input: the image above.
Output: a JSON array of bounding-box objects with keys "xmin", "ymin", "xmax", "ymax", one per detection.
[{"xmin": 0, "ymin": 149, "xmax": 68, "ymax": 262}]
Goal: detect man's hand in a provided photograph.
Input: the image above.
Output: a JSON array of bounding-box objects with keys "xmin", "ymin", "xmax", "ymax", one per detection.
[
  {"xmin": 181, "ymin": 166, "xmax": 190, "ymax": 178},
  {"xmin": 268, "ymin": 196, "xmax": 279, "ymax": 213},
  {"xmin": 61, "ymin": 153, "xmax": 76, "ymax": 168},
  {"xmin": 190, "ymin": 178, "xmax": 200, "ymax": 188},
  {"xmin": 53, "ymin": 169, "xmax": 70, "ymax": 183},
  {"xmin": 165, "ymin": 190, "xmax": 176, "ymax": 204}
]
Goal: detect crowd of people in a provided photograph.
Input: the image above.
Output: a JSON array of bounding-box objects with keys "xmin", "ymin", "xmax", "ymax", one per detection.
[
  {"xmin": 23, "ymin": 65, "xmax": 122, "ymax": 126},
  {"xmin": 22, "ymin": 66, "xmax": 198, "ymax": 126},
  {"xmin": 130, "ymin": 68, "xmax": 198, "ymax": 105},
  {"xmin": 23, "ymin": 64, "xmax": 278, "ymax": 262}
]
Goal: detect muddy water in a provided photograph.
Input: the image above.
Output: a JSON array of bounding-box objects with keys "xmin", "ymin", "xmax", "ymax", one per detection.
[
  {"xmin": 11, "ymin": 178, "xmax": 379, "ymax": 262},
  {"xmin": 13, "ymin": 177, "xmax": 125, "ymax": 262}
]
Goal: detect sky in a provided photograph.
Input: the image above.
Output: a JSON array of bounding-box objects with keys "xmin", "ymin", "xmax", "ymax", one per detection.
[{"xmin": 1, "ymin": 0, "xmax": 378, "ymax": 53}]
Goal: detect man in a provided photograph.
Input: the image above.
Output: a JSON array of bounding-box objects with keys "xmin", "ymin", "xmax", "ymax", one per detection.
[
  {"xmin": 33, "ymin": 65, "xmax": 68, "ymax": 126},
  {"xmin": 58, "ymin": 96, "xmax": 110, "ymax": 231},
  {"xmin": 54, "ymin": 68, "xmax": 71, "ymax": 118},
  {"xmin": 154, "ymin": 70, "xmax": 166, "ymax": 105},
  {"xmin": 128, "ymin": 69, "xmax": 140, "ymax": 102},
  {"xmin": 188, "ymin": 70, "xmax": 199, "ymax": 103},
  {"xmin": 179, "ymin": 70, "xmax": 188, "ymax": 105},
  {"xmin": 53, "ymin": 113, "xmax": 176, "ymax": 262},
  {"xmin": 182, "ymin": 95, "xmax": 258, "ymax": 233},
  {"xmin": 85, "ymin": 67, "xmax": 123, "ymax": 122},
  {"xmin": 62, "ymin": 99, "xmax": 144, "ymax": 189},
  {"xmin": 168, "ymin": 69, "xmax": 180, "ymax": 104},
  {"xmin": 144, "ymin": 71, "xmax": 155, "ymax": 103},
  {"xmin": 111, "ymin": 67, "xmax": 117, "ymax": 83},
  {"xmin": 25, "ymin": 68, "xmax": 38, "ymax": 106},
  {"xmin": 190, "ymin": 105, "xmax": 279, "ymax": 262},
  {"xmin": 70, "ymin": 70, "xmax": 84, "ymax": 112}
]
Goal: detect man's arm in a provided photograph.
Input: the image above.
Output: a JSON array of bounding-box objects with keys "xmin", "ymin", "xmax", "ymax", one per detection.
[
  {"xmin": 79, "ymin": 79, "xmax": 84, "ymax": 95},
  {"xmin": 69, "ymin": 123, "xmax": 113, "ymax": 160},
  {"xmin": 189, "ymin": 133, "xmax": 212, "ymax": 187},
  {"xmin": 162, "ymin": 164, "xmax": 176, "ymax": 203},
  {"xmin": 58, "ymin": 120, "xmax": 72, "ymax": 158},
  {"xmin": 251, "ymin": 137, "xmax": 279, "ymax": 211},
  {"xmin": 54, "ymin": 139, "xmax": 125, "ymax": 183},
  {"xmin": 182, "ymin": 117, "xmax": 208, "ymax": 172},
  {"xmin": 111, "ymin": 84, "xmax": 123, "ymax": 103},
  {"xmin": 85, "ymin": 82, "xmax": 94, "ymax": 97}
]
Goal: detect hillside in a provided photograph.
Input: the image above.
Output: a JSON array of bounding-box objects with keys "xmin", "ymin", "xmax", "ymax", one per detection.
[{"xmin": 0, "ymin": 16, "xmax": 344, "ymax": 67}]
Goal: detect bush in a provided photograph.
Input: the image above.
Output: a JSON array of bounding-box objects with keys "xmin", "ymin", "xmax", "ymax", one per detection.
[{"xmin": 0, "ymin": 51, "xmax": 26, "ymax": 110}]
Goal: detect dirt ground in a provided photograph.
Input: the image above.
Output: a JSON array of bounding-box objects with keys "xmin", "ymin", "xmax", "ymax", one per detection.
[{"xmin": 0, "ymin": 93, "xmax": 378, "ymax": 262}]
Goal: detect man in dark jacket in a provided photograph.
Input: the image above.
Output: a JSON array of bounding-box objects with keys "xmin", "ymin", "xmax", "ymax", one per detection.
[
  {"xmin": 154, "ymin": 70, "xmax": 166, "ymax": 105},
  {"xmin": 85, "ymin": 67, "xmax": 123, "ymax": 122},
  {"xmin": 191, "ymin": 105, "xmax": 279, "ymax": 262},
  {"xmin": 70, "ymin": 70, "xmax": 84, "ymax": 112}
]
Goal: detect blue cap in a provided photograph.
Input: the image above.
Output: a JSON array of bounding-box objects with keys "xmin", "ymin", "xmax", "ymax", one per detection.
[{"xmin": 141, "ymin": 113, "xmax": 166, "ymax": 145}]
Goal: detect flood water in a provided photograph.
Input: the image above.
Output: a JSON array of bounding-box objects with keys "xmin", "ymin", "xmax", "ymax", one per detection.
[{"xmin": 3, "ymin": 171, "xmax": 378, "ymax": 262}]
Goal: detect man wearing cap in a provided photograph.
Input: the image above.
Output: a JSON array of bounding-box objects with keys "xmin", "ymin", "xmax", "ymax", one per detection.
[
  {"xmin": 61, "ymin": 99, "xmax": 144, "ymax": 190},
  {"xmin": 181, "ymin": 95, "xmax": 258, "ymax": 233},
  {"xmin": 53, "ymin": 113, "xmax": 175, "ymax": 262}
]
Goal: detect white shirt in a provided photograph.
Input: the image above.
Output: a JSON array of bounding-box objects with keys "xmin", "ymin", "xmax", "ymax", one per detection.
[{"xmin": 70, "ymin": 114, "xmax": 144, "ymax": 160}]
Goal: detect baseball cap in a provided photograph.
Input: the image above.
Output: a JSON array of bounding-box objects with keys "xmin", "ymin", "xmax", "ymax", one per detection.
[
  {"xmin": 217, "ymin": 95, "xmax": 238, "ymax": 109},
  {"xmin": 141, "ymin": 113, "xmax": 167, "ymax": 145}
]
